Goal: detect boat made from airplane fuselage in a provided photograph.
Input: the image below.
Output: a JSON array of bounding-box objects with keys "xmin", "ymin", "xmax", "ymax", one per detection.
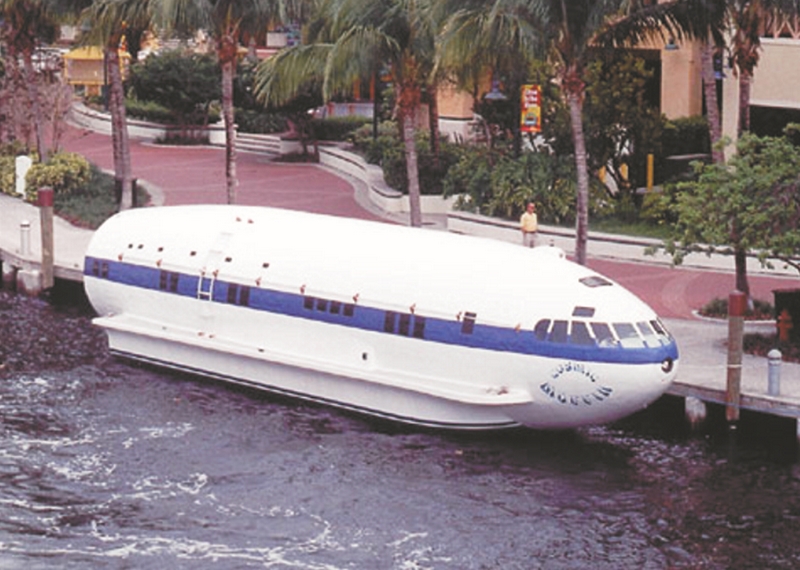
[{"xmin": 83, "ymin": 205, "xmax": 678, "ymax": 430}]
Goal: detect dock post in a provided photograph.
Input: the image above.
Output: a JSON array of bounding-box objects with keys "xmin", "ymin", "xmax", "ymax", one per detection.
[
  {"xmin": 1, "ymin": 263, "xmax": 16, "ymax": 290},
  {"xmin": 726, "ymin": 290, "xmax": 747, "ymax": 423},
  {"xmin": 684, "ymin": 396, "xmax": 707, "ymax": 430},
  {"xmin": 38, "ymin": 187, "xmax": 54, "ymax": 290},
  {"xmin": 768, "ymin": 349, "xmax": 782, "ymax": 396},
  {"xmin": 20, "ymin": 220, "xmax": 31, "ymax": 256}
]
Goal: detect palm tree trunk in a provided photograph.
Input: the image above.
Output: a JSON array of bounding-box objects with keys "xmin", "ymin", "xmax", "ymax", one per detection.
[
  {"xmin": 221, "ymin": 56, "xmax": 237, "ymax": 205},
  {"xmin": 567, "ymin": 91, "xmax": 590, "ymax": 266},
  {"xmin": 402, "ymin": 108, "xmax": 422, "ymax": 227},
  {"xmin": 427, "ymin": 83, "xmax": 440, "ymax": 168},
  {"xmin": 106, "ymin": 43, "xmax": 134, "ymax": 211},
  {"xmin": 738, "ymin": 69, "xmax": 752, "ymax": 135},
  {"xmin": 701, "ymin": 44, "xmax": 724, "ymax": 164}
]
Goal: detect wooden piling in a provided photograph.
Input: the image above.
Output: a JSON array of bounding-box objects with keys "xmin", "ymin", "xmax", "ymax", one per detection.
[
  {"xmin": 726, "ymin": 290, "xmax": 747, "ymax": 423},
  {"xmin": 38, "ymin": 187, "xmax": 54, "ymax": 290}
]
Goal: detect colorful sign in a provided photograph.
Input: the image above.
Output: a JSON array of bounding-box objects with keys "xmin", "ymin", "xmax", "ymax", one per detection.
[{"xmin": 520, "ymin": 84, "xmax": 542, "ymax": 134}]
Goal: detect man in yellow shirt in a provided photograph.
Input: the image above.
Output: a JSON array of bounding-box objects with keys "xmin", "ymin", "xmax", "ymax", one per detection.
[{"xmin": 520, "ymin": 202, "xmax": 538, "ymax": 247}]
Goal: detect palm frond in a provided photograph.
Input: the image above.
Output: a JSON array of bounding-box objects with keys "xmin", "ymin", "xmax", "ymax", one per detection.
[{"xmin": 254, "ymin": 43, "xmax": 331, "ymax": 106}]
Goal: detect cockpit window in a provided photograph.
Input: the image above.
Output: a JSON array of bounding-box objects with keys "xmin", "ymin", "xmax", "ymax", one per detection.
[
  {"xmin": 636, "ymin": 321, "xmax": 661, "ymax": 347},
  {"xmin": 614, "ymin": 322, "xmax": 645, "ymax": 348},
  {"xmin": 570, "ymin": 321, "xmax": 595, "ymax": 345},
  {"xmin": 550, "ymin": 320, "xmax": 568, "ymax": 343},
  {"xmin": 532, "ymin": 318, "xmax": 669, "ymax": 349},
  {"xmin": 591, "ymin": 322, "xmax": 617, "ymax": 347}
]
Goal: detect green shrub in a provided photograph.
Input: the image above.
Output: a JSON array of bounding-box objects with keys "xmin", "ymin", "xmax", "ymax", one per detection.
[
  {"xmin": 0, "ymin": 141, "xmax": 29, "ymax": 157},
  {"xmin": 662, "ymin": 116, "xmax": 711, "ymax": 157},
  {"xmin": 235, "ymin": 108, "xmax": 288, "ymax": 134},
  {"xmin": 0, "ymin": 155, "xmax": 16, "ymax": 196},
  {"xmin": 487, "ymin": 152, "xmax": 612, "ymax": 223},
  {"xmin": 442, "ymin": 146, "xmax": 496, "ymax": 211},
  {"xmin": 700, "ymin": 297, "xmax": 773, "ymax": 320},
  {"xmin": 350, "ymin": 123, "xmax": 460, "ymax": 195},
  {"xmin": 310, "ymin": 116, "xmax": 371, "ymax": 141},
  {"xmin": 125, "ymin": 98, "xmax": 175, "ymax": 123},
  {"xmin": 349, "ymin": 121, "xmax": 400, "ymax": 164},
  {"xmin": 25, "ymin": 152, "xmax": 92, "ymax": 201},
  {"xmin": 444, "ymin": 146, "xmax": 611, "ymax": 223},
  {"xmin": 53, "ymin": 165, "xmax": 119, "ymax": 229}
]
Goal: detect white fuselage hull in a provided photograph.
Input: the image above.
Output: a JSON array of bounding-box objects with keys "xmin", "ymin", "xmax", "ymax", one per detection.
[{"xmin": 84, "ymin": 205, "xmax": 679, "ymax": 430}]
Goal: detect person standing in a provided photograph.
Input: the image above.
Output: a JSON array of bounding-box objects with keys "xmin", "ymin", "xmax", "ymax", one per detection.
[{"xmin": 520, "ymin": 202, "xmax": 538, "ymax": 247}]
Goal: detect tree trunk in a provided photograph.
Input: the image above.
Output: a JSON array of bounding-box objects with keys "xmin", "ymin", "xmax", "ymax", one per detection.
[
  {"xmin": 567, "ymin": 91, "xmax": 590, "ymax": 266},
  {"xmin": 738, "ymin": 69, "xmax": 752, "ymax": 135},
  {"xmin": 106, "ymin": 43, "xmax": 134, "ymax": 211},
  {"xmin": 221, "ymin": 55, "xmax": 237, "ymax": 205},
  {"xmin": 402, "ymin": 108, "xmax": 422, "ymax": 228},
  {"xmin": 734, "ymin": 246, "xmax": 750, "ymax": 297},
  {"xmin": 427, "ymin": 83, "xmax": 440, "ymax": 168},
  {"xmin": 22, "ymin": 50, "xmax": 45, "ymax": 159},
  {"xmin": 372, "ymin": 69, "xmax": 380, "ymax": 140},
  {"xmin": 701, "ymin": 44, "xmax": 724, "ymax": 164}
]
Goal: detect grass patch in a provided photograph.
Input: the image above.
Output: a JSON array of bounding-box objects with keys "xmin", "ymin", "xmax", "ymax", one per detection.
[{"xmin": 54, "ymin": 166, "xmax": 149, "ymax": 229}]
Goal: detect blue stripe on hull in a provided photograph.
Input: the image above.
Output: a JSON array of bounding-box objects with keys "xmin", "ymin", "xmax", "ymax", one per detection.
[{"xmin": 86, "ymin": 256, "xmax": 678, "ymax": 366}]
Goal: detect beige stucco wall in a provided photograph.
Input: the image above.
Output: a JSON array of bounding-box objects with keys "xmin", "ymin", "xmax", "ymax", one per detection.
[
  {"xmin": 660, "ymin": 41, "xmax": 704, "ymax": 119},
  {"xmin": 751, "ymin": 39, "xmax": 800, "ymax": 110}
]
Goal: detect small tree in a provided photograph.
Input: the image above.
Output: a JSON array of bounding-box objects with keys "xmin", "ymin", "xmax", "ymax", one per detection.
[
  {"xmin": 583, "ymin": 53, "xmax": 663, "ymax": 194},
  {"xmin": 129, "ymin": 50, "xmax": 221, "ymax": 140},
  {"xmin": 665, "ymin": 130, "xmax": 800, "ymax": 297}
]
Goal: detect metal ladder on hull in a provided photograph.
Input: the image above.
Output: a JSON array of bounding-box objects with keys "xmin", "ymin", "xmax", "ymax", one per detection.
[{"xmin": 197, "ymin": 231, "xmax": 232, "ymax": 301}]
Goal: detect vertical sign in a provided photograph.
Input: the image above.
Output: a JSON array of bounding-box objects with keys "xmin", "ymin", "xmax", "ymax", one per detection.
[{"xmin": 520, "ymin": 84, "xmax": 542, "ymax": 134}]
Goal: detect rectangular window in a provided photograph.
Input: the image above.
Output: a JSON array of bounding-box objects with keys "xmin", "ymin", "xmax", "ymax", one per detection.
[
  {"xmin": 579, "ymin": 276, "xmax": 612, "ymax": 288},
  {"xmin": 384, "ymin": 311, "xmax": 397, "ymax": 333},
  {"xmin": 92, "ymin": 259, "xmax": 100, "ymax": 276},
  {"xmin": 343, "ymin": 303, "xmax": 355, "ymax": 317},
  {"xmin": 316, "ymin": 298, "xmax": 328, "ymax": 312},
  {"xmin": 572, "ymin": 306, "xmax": 595, "ymax": 318},
  {"xmin": 412, "ymin": 316, "xmax": 426, "ymax": 339},
  {"xmin": 238, "ymin": 286, "xmax": 250, "ymax": 307},
  {"xmin": 101, "ymin": 262, "xmax": 109, "ymax": 279},
  {"xmin": 159, "ymin": 270, "xmax": 168, "ymax": 291},
  {"xmin": 227, "ymin": 283, "xmax": 239, "ymax": 304},
  {"xmin": 330, "ymin": 301, "xmax": 341, "ymax": 314},
  {"xmin": 303, "ymin": 296, "xmax": 314, "ymax": 310},
  {"xmin": 461, "ymin": 312, "xmax": 477, "ymax": 335},
  {"xmin": 168, "ymin": 272, "xmax": 179, "ymax": 293},
  {"xmin": 398, "ymin": 313, "xmax": 411, "ymax": 336}
]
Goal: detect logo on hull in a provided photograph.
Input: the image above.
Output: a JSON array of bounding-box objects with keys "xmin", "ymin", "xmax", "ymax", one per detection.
[{"xmin": 540, "ymin": 361, "xmax": 613, "ymax": 406}]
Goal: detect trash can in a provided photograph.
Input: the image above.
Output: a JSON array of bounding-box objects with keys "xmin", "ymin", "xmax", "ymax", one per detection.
[{"xmin": 773, "ymin": 288, "xmax": 800, "ymax": 340}]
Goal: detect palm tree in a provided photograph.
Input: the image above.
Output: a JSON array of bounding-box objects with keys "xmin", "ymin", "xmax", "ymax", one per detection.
[
  {"xmin": 158, "ymin": 0, "xmax": 298, "ymax": 205},
  {"xmin": 254, "ymin": 0, "xmax": 438, "ymax": 227},
  {"xmin": 0, "ymin": 0, "xmax": 59, "ymax": 158},
  {"xmin": 435, "ymin": 0, "xmax": 724, "ymax": 265},
  {"xmin": 80, "ymin": 0, "xmax": 152, "ymax": 210},
  {"xmin": 725, "ymin": 0, "xmax": 800, "ymax": 134},
  {"xmin": 694, "ymin": 1, "xmax": 798, "ymax": 297}
]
